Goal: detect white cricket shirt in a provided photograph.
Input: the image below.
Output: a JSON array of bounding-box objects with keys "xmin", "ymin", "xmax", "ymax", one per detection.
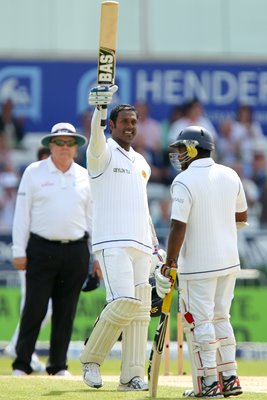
[
  {"xmin": 12, "ymin": 156, "xmax": 92, "ymax": 257},
  {"xmin": 87, "ymin": 109, "xmax": 153, "ymax": 254},
  {"xmin": 170, "ymin": 158, "xmax": 247, "ymax": 279}
]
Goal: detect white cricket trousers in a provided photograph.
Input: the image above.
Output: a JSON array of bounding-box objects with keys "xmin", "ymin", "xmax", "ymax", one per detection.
[
  {"xmin": 95, "ymin": 247, "xmax": 151, "ymax": 302},
  {"xmin": 179, "ymin": 272, "xmax": 238, "ymax": 370}
]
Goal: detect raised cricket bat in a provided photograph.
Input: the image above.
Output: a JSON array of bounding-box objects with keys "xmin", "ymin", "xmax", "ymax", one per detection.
[
  {"xmin": 97, "ymin": 1, "xmax": 119, "ymax": 85},
  {"xmin": 148, "ymin": 266, "xmax": 177, "ymax": 398}
]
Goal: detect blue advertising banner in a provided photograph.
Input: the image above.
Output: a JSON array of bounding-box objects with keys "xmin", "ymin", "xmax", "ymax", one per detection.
[{"xmin": 0, "ymin": 60, "xmax": 267, "ymax": 133}]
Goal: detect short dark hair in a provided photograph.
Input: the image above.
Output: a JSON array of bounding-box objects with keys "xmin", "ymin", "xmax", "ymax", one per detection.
[{"xmin": 109, "ymin": 104, "xmax": 137, "ymax": 124}]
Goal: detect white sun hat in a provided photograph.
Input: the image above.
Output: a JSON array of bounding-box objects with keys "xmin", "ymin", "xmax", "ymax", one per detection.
[{"xmin": 41, "ymin": 122, "xmax": 88, "ymax": 148}]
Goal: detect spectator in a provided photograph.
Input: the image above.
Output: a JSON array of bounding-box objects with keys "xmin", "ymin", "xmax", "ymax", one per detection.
[
  {"xmin": 133, "ymin": 134, "xmax": 165, "ymax": 183},
  {"xmin": 0, "ymin": 134, "xmax": 15, "ymax": 172},
  {"xmin": 250, "ymin": 150, "xmax": 267, "ymax": 194},
  {"xmin": 168, "ymin": 98, "xmax": 218, "ymax": 145},
  {"xmin": 216, "ymin": 119, "xmax": 241, "ymax": 166},
  {"xmin": 76, "ymin": 109, "xmax": 94, "ymax": 168},
  {"xmin": 37, "ymin": 146, "xmax": 51, "ymax": 161},
  {"xmin": 153, "ymin": 197, "xmax": 171, "ymax": 230},
  {"xmin": 160, "ymin": 106, "xmax": 186, "ymax": 185},
  {"xmin": 232, "ymin": 160, "xmax": 260, "ymax": 228},
  {"xmin": 132, "ymin": 100, "xmax": 162, "ymax": 152},
  {"xmin": 11, "ymin": 122, "xmax": 96, "ymax": 376},
  {"xmin": 161, "ymin": 105, "xmax": 185, "ymax": 150},
  {"xmin": 232, "ymin": 105, "xmax": 265, "ymax": 175},
  {"xmin": 0, "ymin": 99, "xmax": 25, "ymax": 148},
  {"xmin": 259, "ymin": 180, "xmax": 267, "ymax": 228},
  {"xmin": 131, "ymin": 101, "xmax": 165, "ymax": 183},
  {"xmin": 153, "ymin": 197, "xmax": 172, "ymax": 248},
  {"xmin": 0, "ymin": 172, "xmax": 18, "ymax": 232}
]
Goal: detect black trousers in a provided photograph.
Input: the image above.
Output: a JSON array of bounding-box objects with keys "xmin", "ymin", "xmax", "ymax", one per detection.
[{"xmin": 12, "ymin": 234, "xmax": 89, "ymax": 374}]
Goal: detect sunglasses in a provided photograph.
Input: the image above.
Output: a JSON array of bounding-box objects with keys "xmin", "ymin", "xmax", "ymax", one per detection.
[{"xmin": 50, "ymin": 139, "xmax": 77, "ymax": 147}]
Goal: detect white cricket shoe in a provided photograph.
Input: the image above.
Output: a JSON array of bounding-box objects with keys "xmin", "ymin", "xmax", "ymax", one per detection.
[
  {"xmin": 4, "ymin": 344, "xmax": 45, "ymax": 373},
  {"xmin": 4, "ymin": 344, "xmax": 16, "ymax": 358},
  {"xmin": 12, "ymin": 369, "xmax": 27, "ymax": 376},
  {"xmin": 118, "ymin": 376, "xmax": 149, "ymax": 391},
  {"xmin": 30, "ymin": 353, "xmax": 46, "ymax": 373},
  {"xmin": 54, "ymin": 370, "xmax": 72, "ymax": 376},
  {"xmin": 82, "ymin": 363, "xmax": 102, "ymax": 389}
]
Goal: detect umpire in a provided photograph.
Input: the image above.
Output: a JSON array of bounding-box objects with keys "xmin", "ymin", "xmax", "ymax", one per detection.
[{"xmin": 12, "ymin": 122, "xmax": 92, "ymax": 376}]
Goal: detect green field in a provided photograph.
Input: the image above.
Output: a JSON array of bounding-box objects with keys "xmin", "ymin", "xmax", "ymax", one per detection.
[{"xmin": 0, "ymin": 356, "xmax": 267, "ymax": 400}]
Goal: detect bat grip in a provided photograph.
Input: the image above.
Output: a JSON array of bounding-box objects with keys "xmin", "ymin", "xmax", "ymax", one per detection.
[{"xmin": 99, "ymin": 106, "xmax": 107, "ymax": 127}]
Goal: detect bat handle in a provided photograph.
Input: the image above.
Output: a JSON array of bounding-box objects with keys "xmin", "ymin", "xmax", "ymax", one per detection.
[{"xmin": 99, "ymin": 106, "xmax": 107, "ymax": 127}]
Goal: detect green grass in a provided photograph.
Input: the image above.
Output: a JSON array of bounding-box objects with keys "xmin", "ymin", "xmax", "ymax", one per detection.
[
  {"xmin": 0, "ymin": 378, "xmax": 193, "ymax": 400},
  {"xmin": 0, "ymin": 356, "xmax": 267, "ymax": 400},
  {"xmin": 2, "ymin": 356, "xmax": 267, "ymax": 376}
]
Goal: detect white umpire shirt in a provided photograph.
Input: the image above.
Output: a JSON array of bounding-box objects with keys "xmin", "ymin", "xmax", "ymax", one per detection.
[
  {"xmin": 170, "ymin": 158, "xmax": 247, "ymax": 280},
  {"xmin": 87, "ymin": 109, "xmax": 153, "ymax": 255},
  {"xmin": 12, "ymin": 156, "xmax": 92, "ymax": 258}
]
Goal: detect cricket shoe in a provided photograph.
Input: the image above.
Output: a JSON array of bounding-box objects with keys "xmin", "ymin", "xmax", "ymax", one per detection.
[
  {"xmin": 183, "ymin": 379, "xmax": 223, "ymax": 398},
  {"xmin": 82, "ymin": 363, "xmax": 102, "ymax": 388},
  {"xmin": 30, "ymin": 353, "xmax": 46, "ymax": 373},
  {"xmin": 222, "ymin": 376, "xmax": 243, "ymax": 397},
  {"xmin": 4, "ymin": 344, "xmax": 45, "ymax": 373},
  {"xmin": 12, "ymin": 369, "xmax": 27, "ymax": 376},
  {"xmin": 54, "ymin": 370, "xmax": 72, "ymax": 376},
  {"xmin": 4, "ymin": 344, "xmax": 16, "ymax": 358},
  {"xmin": 117, "ymin": 376, "xmax": 149, "ymax": 391}
]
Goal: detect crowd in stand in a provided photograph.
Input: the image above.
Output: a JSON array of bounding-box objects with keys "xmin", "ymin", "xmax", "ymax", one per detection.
[{"xmin": 1, "ymin": 98, "xmax": 267, "ymax": 235}]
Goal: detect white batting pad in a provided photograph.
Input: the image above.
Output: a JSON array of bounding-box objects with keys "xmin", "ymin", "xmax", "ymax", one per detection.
[
  {"xmin": 217, "ymin": 336, "xmax": 237, "ymax": 376},
  {"xmin": 80, "ymin": 297, "xmax": 141, "ymax": 365},
  {"xmin": 181, "ymin": 298, "xmax": 219, "ymax": 395},
  {"xmin": 120, "ymin": 283, "xmax": 151, "ymax": 384}
]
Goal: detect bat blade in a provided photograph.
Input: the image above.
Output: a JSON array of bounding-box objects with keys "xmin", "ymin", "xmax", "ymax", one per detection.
[
  {"xmin": 148, "ymin": 312, "xmax": 170, "ymax": 397},
  {"xmin": 148, "ymin": 267, "xmax": 177, "ymax": 397},
  {"xmin": 98, "ymin": 1, "xmax": 119, "ymax": 85}
]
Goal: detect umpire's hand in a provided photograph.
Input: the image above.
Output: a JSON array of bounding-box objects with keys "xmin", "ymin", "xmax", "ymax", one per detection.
[{"xmin": 13, "ymin": 257, "xmax": 27, "ymax": 270}]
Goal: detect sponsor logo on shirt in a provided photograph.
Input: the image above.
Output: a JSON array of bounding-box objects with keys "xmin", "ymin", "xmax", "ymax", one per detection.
[
  {"xmin": 41, "ymin": 181, "xmax": 55, "ymax": 187},
  {"xmin": 113, "ymin": 168, "xmax": 130, "ymax": 174},
  {"xmin": 173, "ymin": 197, "xmax": 184, "ymax": 203}
]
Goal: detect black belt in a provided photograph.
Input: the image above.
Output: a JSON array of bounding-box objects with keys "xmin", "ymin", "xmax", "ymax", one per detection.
[{"xmin": 30, "ymin": 232, "xmax": 88, "ymax": 245}]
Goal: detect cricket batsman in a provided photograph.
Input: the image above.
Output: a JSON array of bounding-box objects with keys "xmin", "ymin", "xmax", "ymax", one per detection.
[
  {"xmin": 155, "ymin": 126, "xmax": 248, "ymax": 398},
  {"xmin": 80, "ymin": 84, "xmax": 165, "ymax": 391}
]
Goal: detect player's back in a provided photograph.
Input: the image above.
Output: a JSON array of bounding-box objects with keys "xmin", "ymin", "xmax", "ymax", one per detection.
[{"xmin": 175, "ymin": 158, "xmax": 242, "ymax": 278}]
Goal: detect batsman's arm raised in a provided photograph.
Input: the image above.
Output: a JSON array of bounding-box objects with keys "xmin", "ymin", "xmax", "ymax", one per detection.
[{"xmin": 86, "ymin": 85, "xmax": 117, "ymax": 176}]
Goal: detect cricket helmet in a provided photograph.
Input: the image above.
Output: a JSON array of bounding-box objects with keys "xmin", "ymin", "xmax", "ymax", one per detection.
[{"xmin": 169, "ymin": 125, "xmax": 215, "ymax": 171}]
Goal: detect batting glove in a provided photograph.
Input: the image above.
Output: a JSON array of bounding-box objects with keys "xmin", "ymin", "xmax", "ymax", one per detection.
[
  {"xmin": 155, "ymin": 259, "xmax": 177, "ymax": 299},
  {"xmin": 150, "ymin": 246, "xmax": 167, "ymax": 275},
  {"xmin": 89, "ymin": 84, "xmax": 118, "ymax": 107}
]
